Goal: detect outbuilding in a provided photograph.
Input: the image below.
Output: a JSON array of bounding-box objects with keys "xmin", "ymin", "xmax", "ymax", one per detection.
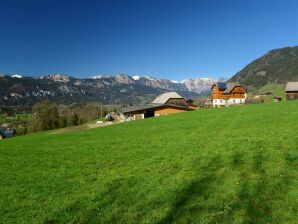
[
  {"xmin": 204, "ymin": 99, "xmax": 213, "ymax": 108},
  {"xmin": 274, "ymin": 96, "xmax": 282, "ymax": 102},
  {"xmin": 285, "ymin": 82, "xmax": 298, "ymax": 100}
]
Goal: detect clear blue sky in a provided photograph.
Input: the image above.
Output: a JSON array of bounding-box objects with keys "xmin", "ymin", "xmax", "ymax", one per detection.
[{"xmin": 0, "ymin": 0, "xmax": 298, "ymax": 80}]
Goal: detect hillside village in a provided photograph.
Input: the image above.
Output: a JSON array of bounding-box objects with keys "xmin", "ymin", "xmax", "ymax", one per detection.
[
  {"xmin": 119, "ymin": 82, "xmax": 248, "ymax": 120},
  {"xmin": 118, "ymin": 81, "xmax": 298, "ymax": 121},
  {"xmin": 1, "ymin": 80, "xmax": 298, "ymax": 140}
]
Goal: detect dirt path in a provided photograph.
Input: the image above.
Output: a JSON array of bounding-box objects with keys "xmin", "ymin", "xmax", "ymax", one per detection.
[
  {"xmin": 49, "ymin": 121, "xmax": 115, "ymax": 135},
  {"xmin": 86, "ymin": 122, "xmax": 114, "ymax": 129}
]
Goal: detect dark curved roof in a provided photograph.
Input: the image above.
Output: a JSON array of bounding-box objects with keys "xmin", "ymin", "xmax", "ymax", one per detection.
[
  {"xmin": 217, "ymin": 83, "xmax": 227, "ymax": 90},
  {"xmin": 212, "ymin": 83, "xmax": 227, "ymax": 90}
]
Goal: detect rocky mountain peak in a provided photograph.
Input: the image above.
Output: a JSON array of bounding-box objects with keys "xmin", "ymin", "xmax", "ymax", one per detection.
[
  {"xmin": 0, "ymin": 73, "xmax": 215, "ymax": 108},
  {"xmin": 46, "ymin": 74, "xmax": 71, "ymax": 82},
  {"xmin": 11, "ymin": 74, "xmax": 23, "ymax": 79},
  {"xmin": 182, "ymin": 78, "xmax": 215, "ymax": 93},
  {"xmin": 114, "ymin": 74, "xmax": 135, "ymax": 84}
]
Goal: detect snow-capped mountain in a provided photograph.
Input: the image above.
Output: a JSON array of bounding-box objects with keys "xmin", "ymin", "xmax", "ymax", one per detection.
[
  {"xmin": 90, "ymin": 74, "xmax": 214, "ymax": 93},
  {"xmin": 0, "ymin": 73, "xmax": 214, "ymax": 107},
  {"xmin": 181, "ymin": 77, "xmax": 215, "ymax": 93},
  {"xmin": 11, "ymin": 74, "xmax": 23, "ymax": 79}
]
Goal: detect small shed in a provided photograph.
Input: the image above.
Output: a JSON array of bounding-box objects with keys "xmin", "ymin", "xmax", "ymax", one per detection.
[
  {"xmin": 285, "ymin": 82, "xmax": 298, "ymax": 100},
  {"xmin": 204, "ymin": 99, "xmax": 213, "ymax": 108},
  {"xmin": 274, "ymin": 96, "xmax": 282, "ymax": 102},
  {"xmin": 254, "ymin": 92, "xmax": 273, "ymax": 99}
]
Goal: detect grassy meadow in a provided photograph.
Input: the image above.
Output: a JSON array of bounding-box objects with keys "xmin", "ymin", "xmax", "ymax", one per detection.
[
  {"xmin": 257, "ymin": 83, "xmax": 286, "ymax": 98},
  {"xmin": 0, "ymin": 101, "xmax": 297, "ymax": 223}
]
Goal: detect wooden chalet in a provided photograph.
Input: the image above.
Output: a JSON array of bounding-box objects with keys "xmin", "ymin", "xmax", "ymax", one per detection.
[
  {"xmin": 211, "ymin": 83, "xmax": 247, "ymax": 107},
  {"xmin": 285, "ymin": 82, "xmax": 298, "ymax": 100},
  {"xmin": 121, "ymin": 92, "xmax": 197, "ymax": 119}
]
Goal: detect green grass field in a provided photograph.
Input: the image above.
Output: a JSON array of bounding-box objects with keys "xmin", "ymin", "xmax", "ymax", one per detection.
[{"xmin": 0, "ymin": 102, "xmax": 297, "ymax": 223}]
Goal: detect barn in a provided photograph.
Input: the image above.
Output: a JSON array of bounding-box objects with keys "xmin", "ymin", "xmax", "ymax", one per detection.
[
  {"xmin": 285, "ymin": 82, "xmax": 298, "ymax": 100},
  {"xmin": 121, "ymin": 92, "xmax": 197, "ymax": 119},
  {"xmin": 211, "ymin": 83, "xmax": 247, "ymax": 107}
]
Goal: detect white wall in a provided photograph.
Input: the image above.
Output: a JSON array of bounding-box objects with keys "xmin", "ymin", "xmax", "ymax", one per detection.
[
  {"xmin": 227, "ymin": 98, "xmax": 245, "ymax": 105},
  {"xmin": 213, "ymin": 98, "xmax": 246, "ymax": 107},
  {"xmin": 213, "ymin": 99, "xmax": 226, "ymax": 107}
]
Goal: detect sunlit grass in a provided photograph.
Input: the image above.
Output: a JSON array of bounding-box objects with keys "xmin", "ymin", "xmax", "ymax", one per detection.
[{"xmin": 0, "ymin": 101, "xmax": 297, "ymax": 223}]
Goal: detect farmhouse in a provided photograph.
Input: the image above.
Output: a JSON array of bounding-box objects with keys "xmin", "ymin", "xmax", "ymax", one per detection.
[
  {"xmin": 121, "ymin": 92, "xmax": 197, "ymax": 119},
  {"xmin": 211, "ymin": 83, "xmax": 247, "ymax": 107},
  {"xmin": 285, "ymin": 82, "xmax": 298, "ymax": 100}
]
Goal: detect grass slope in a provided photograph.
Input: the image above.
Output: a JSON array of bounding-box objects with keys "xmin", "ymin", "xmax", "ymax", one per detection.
[
  {"xmin": 258, "ymin": 84, "xmax": 286, "ymax": 98},
  {"xmin": 0, "ymin": 102, "xmax": 298, "ymax": 224}
]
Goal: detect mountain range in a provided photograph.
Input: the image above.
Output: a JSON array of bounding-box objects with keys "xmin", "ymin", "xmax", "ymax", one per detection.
[
  {"xmin": 2, "ymin": 46, "xmax": 298, "ymax": 109},
  {"xmin": 0, "ymin": 74, "xmax": 214, "ymax": 108}
]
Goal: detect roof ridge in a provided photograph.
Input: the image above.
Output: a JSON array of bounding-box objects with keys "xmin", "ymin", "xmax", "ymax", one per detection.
[{"xmin": 152, "ymin": 92, "xmax": 183, "ymax": 104}]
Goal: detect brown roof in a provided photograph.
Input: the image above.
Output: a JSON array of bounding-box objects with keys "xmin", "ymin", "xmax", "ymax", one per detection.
[
  {"xmin": 121, "ymin": 104, "xmax": 164, "ymax": 113},
  {"xmin": 121, "ymin": 91, "xmax": 193, "ymax": 114},
  {"xmin": 223, "ymin": 83, "xmax": 247, "ymax": 94},
  {"xmin": 120, "ymin": 103, "xmax": 191, "ymax": 114}
]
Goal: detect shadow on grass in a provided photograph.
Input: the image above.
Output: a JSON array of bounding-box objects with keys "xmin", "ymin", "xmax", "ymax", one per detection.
[
  {"xmin": 155, "ymin": 149, "xmax": 294, "ymax": 224},
  {"xmin": 44, "ymin": 149, "xmax": 295, "ymax": 224},
  {"xmin": 44, "ymin": 177, "xmax": 132, "ymax": 224},
  {"xmin": 230, "ymin": 149, "xmax": 293, "ymax": 224},
  {"xmin": 156, "ymin": 156, "xmax": 223, "ymax": 224}
]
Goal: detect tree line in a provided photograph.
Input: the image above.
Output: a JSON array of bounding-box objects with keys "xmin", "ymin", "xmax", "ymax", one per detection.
[{"xmin": 28, "ymin": 101, "xmax": 110, "ymax": 132}]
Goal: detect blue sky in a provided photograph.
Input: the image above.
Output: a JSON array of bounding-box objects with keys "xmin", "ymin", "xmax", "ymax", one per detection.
[{"xmin": 0, "ymin": 0, "xmax": 298, "ymax": 81}]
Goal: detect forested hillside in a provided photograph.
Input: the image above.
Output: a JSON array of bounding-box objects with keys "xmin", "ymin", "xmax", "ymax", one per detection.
[{"xmin": 229, "ymin": 46, "xmax": 298, "ymax": 87}]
